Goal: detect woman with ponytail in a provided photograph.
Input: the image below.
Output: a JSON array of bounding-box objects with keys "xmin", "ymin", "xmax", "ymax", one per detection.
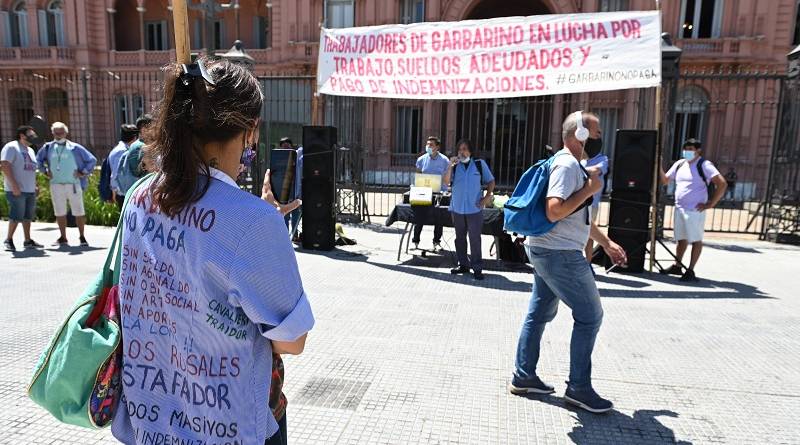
[{"xmin": 112, "ymin": 58, "xmax": 313, "ymax": 445}]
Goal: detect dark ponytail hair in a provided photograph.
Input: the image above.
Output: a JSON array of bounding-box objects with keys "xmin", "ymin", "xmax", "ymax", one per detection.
[{"xmin": 146, "ymin": 57, "xmax": 263, "ymax": 217}]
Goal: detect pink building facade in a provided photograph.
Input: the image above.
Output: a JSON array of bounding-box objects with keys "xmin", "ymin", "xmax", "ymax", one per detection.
[{"xmin": 0, "ymin": 0, "xmax": 797, "ymax": 195}]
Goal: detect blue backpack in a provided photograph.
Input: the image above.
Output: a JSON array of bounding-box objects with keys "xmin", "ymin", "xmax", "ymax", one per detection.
[{"xmin": 503, "ymin": 152, "xmax": 570, "ymax": 236}]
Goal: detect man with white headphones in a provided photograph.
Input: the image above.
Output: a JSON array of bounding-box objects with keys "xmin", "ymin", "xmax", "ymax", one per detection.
[{"xmin": 510, "ymin": 111, "xmax": 627, "ymax": 414}]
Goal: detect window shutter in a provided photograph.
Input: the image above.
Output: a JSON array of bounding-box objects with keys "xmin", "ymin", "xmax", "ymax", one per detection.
[
  {"xmin": 160, "ymin": 20, "xmax": 167, "ymax": 50},
  {"xmin": 19, "ymin": 11, "xmax": 29, "ymax": 47},
  {"xmin": 38, "ymin": 9, "xmax": 48, "ymax": 46},
  {"xmin": 55, "ymin": 11, "xmax": 65, "ymax": 46},
  {"xmin": 253, "ymin": 16, "xmax": 261, "ymax": 48},
  {"xmin": 193, "ymin": 18, "xmax": 202, "ymax": 49},
  {"xmin": 0, "ymin": 12, "xmax": 11, "ymax": 47}
]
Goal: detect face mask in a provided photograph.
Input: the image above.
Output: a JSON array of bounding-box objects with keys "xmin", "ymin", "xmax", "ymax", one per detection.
[
  {"xmin": 584, "ymin": 137, "xmax": 603, "ymax": 158},
  {"xmin": 459, "ymin": 155, "xmax": 471, "ymax": 164},
  {"xmin": 425, "ymin": 147, "xmax": 433, "ymax": 156},
  {"xmin": 682, "ymin": 150, "xmax": 697, "ymax": 161}
]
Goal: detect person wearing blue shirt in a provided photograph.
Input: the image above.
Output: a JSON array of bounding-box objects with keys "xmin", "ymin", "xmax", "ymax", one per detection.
[
  {"xmin": 36, "ymin": 122, "xmax": 97, "ymax": 246},
  {"xmin": 580, "ymin": 140, "xmax": 609, "ymax": 261},
  {"xmin": 108, "ymin": 124, "xmax": 139, "ymax": 208},
  {"xmin": 443, "ymin": 139, "xmax": 495, "ymax": 280},
  {"xmin": 412, "ymin": 136, "xmax": 449, "ymax": 250}
]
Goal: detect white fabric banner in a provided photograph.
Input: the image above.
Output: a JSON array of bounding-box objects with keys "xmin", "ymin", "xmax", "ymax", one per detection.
[{"xmin": 317, "ymin": 11, "xmax": 662, "ymax": 100}]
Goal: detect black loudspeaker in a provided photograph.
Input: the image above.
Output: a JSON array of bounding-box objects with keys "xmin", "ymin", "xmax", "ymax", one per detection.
[
  {"xmin": 607, "ymin": 191, "xmax": 651, "ymax": 273},
  {"xmin": 301, "ymin": 126, "xmax": 337, "ymax": 251},
  {"xmin": 612, "ymin": 130, "xmax": 657, "ymax": 194},
  {"xmin": 303, "ymin": 126, "xmax": 336, "ymax": 179}
]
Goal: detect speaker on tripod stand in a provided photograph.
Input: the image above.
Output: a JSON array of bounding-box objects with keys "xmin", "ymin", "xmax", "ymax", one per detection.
[{"xmin": 604, "ymin": 130, "xmax": 658, "ymax": 273}]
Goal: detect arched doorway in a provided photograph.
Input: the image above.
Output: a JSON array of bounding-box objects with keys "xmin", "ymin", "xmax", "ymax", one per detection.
[{"xmin": 454, "ymin": 0, "xmax": 555, "ymax": 188}]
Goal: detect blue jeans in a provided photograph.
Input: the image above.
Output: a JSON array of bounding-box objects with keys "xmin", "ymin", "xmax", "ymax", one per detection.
[
  {"xmin": 514, "ymin": 245, "xmax": 604, "ymax": 390},
  {"xmin": 5, "ymin": 192, "xmax": 36, "ymax": 222},
  {"xmin": 284, "ymin": 208, "xmax": 301, "ymax": 236}
]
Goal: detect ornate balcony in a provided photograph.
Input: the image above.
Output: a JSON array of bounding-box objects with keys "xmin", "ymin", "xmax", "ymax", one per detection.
[
  {"xmin": 0, "ymin": 47, "xmax": 76, "ymax": 65},
  {"xmin": 676, "ymin": 37, "xmax": 765, "ymax": 61}
]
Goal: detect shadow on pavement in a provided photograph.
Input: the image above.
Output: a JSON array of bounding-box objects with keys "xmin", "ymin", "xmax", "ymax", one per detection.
[
  {"xmin": 368, "ymin": 260, "xmax": 532, "ymax": 292},
  {"xmin": 296, "ymin": 246, "xmax": 372, "ymax": 262},
  {"xmin": 47, "ymin": 245, "xmax": 105, "ymax": 256},
  {"xmin": 8, "ymin": 248, "xmax": 49, "ymax": 258},
  {"xmin": 596, "ymin": 270, "xmax": 771, "ymax": 299},
  {"xmin": 700, "ymin": 242, "xmax": 761, "ymax": 254},
  {"xmin": 521, "ymin": 394, "xmax": 693, "ymax": 444}
]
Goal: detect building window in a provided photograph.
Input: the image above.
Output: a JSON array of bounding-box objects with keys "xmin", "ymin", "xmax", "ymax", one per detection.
[
  {"xmin": 593, "ymin": 108, "xmax": 620, "ymax": 159},
  {"xmin": 254, "ymin": 16, "xmax": 270, "ymax": 49},
  {"xmin": 393, "ymin": 106, "xmax": 423, "ymax": 167},
  {"xmin": 213, "ymin": 19, "xmax": 225, "ymax": 50},
  {"xmin": 673, "ymin": 86, "xmax": 709, "ymax": 158},
  {"xmin": 44, "ymin": 89, "xmax": 69, "ymax": 130},
  {"xmin": 39, "ymin": 0, "xmax": 65, "ymax": 47},
  {"xmin": 400, "ymin": 0, "xmax": 424, "ymax": 24},
  {"xmin": 680, "ymin": 0, "xmax": 723, "ymax": 39},
  {"xmin": 793, "ymin": 0, "xmax": 800, "ymax": 45},
  {"xmin": 114, "ymin": 93, "xmax": 144, "ymax": 131},
  {"xmin": 145, "ymin": 21, "xmax": 168, "ymax": 50},
  {"xmin": 193, "ymin": 18, "xmax": 204, "ymax": 49},
  {"xmin": 326, "ymin": 0, "xmax": 354, "ymax": 29},
  {"xmin": 599, "ymin": 0, "xmax": 629, "ymax": 12},
  {"xmin": 8, "ymin": 1, "xmax": 29, "ymax": 47},
  {"xmin": 9, "ymin": 89, "xmax": 34, "ymax": 128}
]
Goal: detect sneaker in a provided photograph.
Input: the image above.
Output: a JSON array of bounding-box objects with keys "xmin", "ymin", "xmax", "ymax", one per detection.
[
  {"xmin": 412, "ymin": 242, "xmax": 419, "ymax": 250},
  {"xmin": 450, "ymin": 266, "xmax": 469, "ymax": 275},
  {"xmin": 79, "ymin": 236, "xmax": 89, "ymax": 247},
  {"xmin": 432, "ymin": 241, "xmax": 443, "ymax": 252},
  {"xmin": 53, "ymin": 237, "xmax": 68, "ymax": 246},
  {"xmin": 660, "ymin": 264, "xmax": 683, "ymax": 275},
  {"xmin": 23, "ymin": 239, "xmax": 44, "ymax": 249},
  {"xmin": 509, "ymin": 375, "xmax": 555, "ymax": 395},
  {"xmin": 473, "ymin": 270, "xmax": 485, "ymax": 281},
  {"xmin": 564, "ymin": 386, "xmax": 614, "ymax": 414},
  {"xmin": 679, "ymin": 269, "xmax": 699, "ymax": 282},
  {"xmin": 4, "ymin": 239, "xmax": 15, "ymax": 252}
]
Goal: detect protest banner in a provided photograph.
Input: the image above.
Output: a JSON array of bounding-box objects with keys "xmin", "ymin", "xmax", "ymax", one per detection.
[{"xmin": 317, "ymin": 10, "xmax": 661, "ymax": 100}]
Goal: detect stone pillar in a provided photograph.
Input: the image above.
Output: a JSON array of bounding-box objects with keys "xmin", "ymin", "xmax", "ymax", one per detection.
[
  {"xmin": 137, "ymin": 3, "xmax": 146, "ymax": 50},
  {"xmin": 107, "ymin": 8, "xmax": 116, "ymax": 51}
]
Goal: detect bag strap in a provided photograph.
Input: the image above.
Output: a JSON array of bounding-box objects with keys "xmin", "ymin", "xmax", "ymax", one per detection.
[{"xmin": 696, "ymin": 157, "xmax": 709, "ymax": 185}]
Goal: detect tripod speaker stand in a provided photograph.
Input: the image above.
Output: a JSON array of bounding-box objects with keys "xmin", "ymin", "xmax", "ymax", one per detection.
[{"xmin": 593, "ymin": 130, "xmax": 687, "ymax": 273}]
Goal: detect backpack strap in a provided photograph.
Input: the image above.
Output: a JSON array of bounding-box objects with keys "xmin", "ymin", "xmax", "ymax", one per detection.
[
  {"xmin": 696, "ymin": 157, "xmax": 709, "ymax": 184},
  {"xmin": 450, "ymin": 158, "xmax": 486, "ymax": 187}
]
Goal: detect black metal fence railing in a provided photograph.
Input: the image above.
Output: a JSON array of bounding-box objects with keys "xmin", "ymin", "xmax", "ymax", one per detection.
[{"xmin": 1, "ymin": 68, "xmax": 791, "ymax": 236}]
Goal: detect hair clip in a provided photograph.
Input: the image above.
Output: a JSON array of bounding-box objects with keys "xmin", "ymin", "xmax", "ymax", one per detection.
[{"xmin": 180, "ymin": 59, "xmax": 216, "ymax": 86}]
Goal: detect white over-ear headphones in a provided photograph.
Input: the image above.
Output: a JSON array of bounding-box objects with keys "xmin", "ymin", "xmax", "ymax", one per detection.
[{"xmin": 573, "ymin": 110, "xmax": 589, "ymax": 142}]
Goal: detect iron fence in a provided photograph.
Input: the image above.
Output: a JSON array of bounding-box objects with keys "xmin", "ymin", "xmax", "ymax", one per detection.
[{"xmin": 1, "ymin": 68, "xmax": 791, "ymax": 237}]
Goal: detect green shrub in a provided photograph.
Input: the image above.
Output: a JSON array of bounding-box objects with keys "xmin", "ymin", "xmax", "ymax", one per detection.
[{"xmin": 0, "ymin": 172, "xmax": 120, "ymax": 227}]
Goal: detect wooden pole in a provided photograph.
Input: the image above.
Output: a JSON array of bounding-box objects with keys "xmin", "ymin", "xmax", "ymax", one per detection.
[
  {"xmin": 172, "ymin": 0, "xmax": 191, "ymax": 64},
  {"xmin": 648, "ymin": 1, "xmax": 662, "ymax": 272}
]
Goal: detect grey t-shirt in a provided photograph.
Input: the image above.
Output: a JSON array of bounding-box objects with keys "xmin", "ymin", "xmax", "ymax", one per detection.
[
  {"xmin": 526, "ymin": 149, "xmax": 590, "ymax": 251},
  {"xmin": 1, "ymin": 141, "xmax": 38, "ymax": 194}
]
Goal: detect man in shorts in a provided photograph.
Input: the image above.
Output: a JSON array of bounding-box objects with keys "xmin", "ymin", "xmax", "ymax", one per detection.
[
  {"xmin": 36, "ymin": 122, "xmax": 97, "ymax": 246},
  {"xmin": 659, "ymin": 139, "xmax": 727, "ymax": 281},
  {"xmin": 2, "ymin": 126, "xmax": 43, "ymax": 251}
]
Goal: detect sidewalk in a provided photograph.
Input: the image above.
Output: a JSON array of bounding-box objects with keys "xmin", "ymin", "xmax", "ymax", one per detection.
[{"xmin": 1, "ymin": 222, "xmax": 799, "ymax": 444}]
